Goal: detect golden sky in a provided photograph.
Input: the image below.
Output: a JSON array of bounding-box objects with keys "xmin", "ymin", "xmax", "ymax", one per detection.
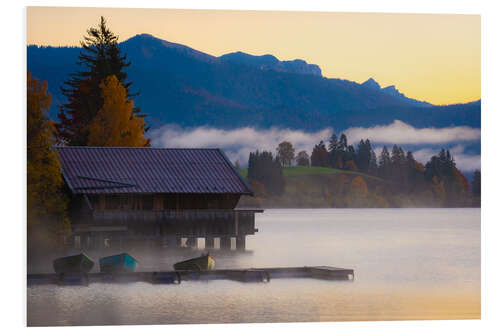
[{"xmin": 27, "ymin": 7, "xmax": 480, "ymax": 105}]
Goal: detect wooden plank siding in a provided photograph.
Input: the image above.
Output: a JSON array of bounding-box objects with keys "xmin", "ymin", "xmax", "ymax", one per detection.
[
  {"xmin": 68, "ymin": 193, "xmax": 260, "ymax": 240},
  {"xmin": 86, "ymin": 194, "xmax": 241, "ymax": 211}
]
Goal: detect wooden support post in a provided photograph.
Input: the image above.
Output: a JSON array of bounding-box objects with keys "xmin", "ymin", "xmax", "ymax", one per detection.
[
  {"xmin": 186, "ymin": 237, "xmax": 198, "ymax": 248},
  {"xmin": 220, "ymin": 237, "xmax": 231, "ymax": 249},
  {"xmin": 234, "ymin": 211, "xmax": 239, "ymax": 235},
  {"xmin": 74, "ymin": 235, "xmax": 81, "ymax": 249},
  {"xmin": 167, "ymin": 236, "xmax": 177, "ymax": 248},
  {"xmin": 205, "ymin": 237, "xmax": 214, "ymax": 249},
  {"xmin": 236, "ymin": 236, "xmax": 246, "ymax": 250}
]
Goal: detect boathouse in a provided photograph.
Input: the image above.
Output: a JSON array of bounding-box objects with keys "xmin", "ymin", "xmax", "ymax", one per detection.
[{"xmin": 56, "ymin": 146, "xmax": 261, "ymax": 250}]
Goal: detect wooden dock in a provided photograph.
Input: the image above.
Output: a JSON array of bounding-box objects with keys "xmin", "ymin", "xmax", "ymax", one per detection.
[{"xmin": 27, "ymin": 266, "xmax": 354, "ymax": 285}]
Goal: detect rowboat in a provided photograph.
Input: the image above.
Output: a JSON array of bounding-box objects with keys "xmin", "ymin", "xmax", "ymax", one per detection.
[
  {"xmin": 99, "ymin": 253, "xmax": 138, "ymax": 273},
  {"xmin": 53, "ymin": 252, "xmax": 95, "ymax": 274},
  {"xmin": 173, "ymin": 253, "xmax": 215, "ymax": 271}
]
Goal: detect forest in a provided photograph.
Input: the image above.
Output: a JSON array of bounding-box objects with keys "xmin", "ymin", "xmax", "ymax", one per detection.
[{"xmin": 239, "ymin": 137, "xmax": 481, "ymax": 208}]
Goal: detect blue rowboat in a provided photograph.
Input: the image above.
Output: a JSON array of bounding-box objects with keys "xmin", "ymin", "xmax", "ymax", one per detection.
[
  {"xmin": 53, "ymin": 252, "xmax": 94, "ymax": 274},
  {"xmin": 99, "ymin": 253, "xmax": 138, "ymax": 273}
]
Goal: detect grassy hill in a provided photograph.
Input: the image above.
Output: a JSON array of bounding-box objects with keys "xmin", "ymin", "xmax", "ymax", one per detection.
[
  {"xmin": 239, "ymin": 165, "xmax": 382, "ymax": 180},
  {"xmin": 237, "ymin": 166, "xmax": 387, "ymax": 208}
]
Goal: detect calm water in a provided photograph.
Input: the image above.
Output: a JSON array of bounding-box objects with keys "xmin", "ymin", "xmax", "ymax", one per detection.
[{"xmin": 27, "ymin": 208, "xmax": 480, "ymax": 326}]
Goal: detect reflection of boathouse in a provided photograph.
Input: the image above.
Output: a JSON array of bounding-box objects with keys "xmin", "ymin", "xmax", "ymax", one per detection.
[{"xmin": 56, "ymin": 147, "xmax": 261, "ymax": 250}]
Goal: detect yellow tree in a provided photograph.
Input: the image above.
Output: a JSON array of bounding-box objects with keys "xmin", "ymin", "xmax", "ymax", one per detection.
[
  {"xmin": 27, "ymin": 71, "xmax": 70, "ymax": 245},
  {"xmin": 88, "ymin": 75, "xmax": 150, "ymax": 147},
  {"xmin": 349, "ymin": 176, "xmax": 368, "ymax": 206}
]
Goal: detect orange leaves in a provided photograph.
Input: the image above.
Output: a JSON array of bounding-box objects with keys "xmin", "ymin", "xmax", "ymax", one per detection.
[
  {"xmin": 250, "ymin": 179, "xmax": 267, "ymax": 197},
  {"xmin": 88, "ymin": 75, "xmax": 149, "ymax": 147},
  {"xmin": 350, "ymin": 176, "xmax": 368, "ymax": 198},
  {"xmin": 27, "ymin": 71, "xmax": 71, "ymax": 241}
]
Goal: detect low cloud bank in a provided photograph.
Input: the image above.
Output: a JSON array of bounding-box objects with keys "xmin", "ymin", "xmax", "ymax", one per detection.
[
  {"xmin": 412, "ymin": 145, "xmax": 481, "ymax": 172},
  {"xmin": 150, "ymin": 125, "xmax": 331, "ymax": 165},
  {"xmin": 150, "ymin": 122, "xmax": 480, "ymax": 172},
  {"xmin": 345, "ymin": 120, "xmax": 480, "ymax": 145}
]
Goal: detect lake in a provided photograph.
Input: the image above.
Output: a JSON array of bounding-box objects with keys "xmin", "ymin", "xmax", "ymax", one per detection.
[{"xmin": 27, "ymin": 208, "xmax": 480, "ymax": 326}]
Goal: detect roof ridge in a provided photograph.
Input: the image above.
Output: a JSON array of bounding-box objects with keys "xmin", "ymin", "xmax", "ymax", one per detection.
[{"xmin": 55, "ymin": 146, "xmax": 220, "ymax": 150}]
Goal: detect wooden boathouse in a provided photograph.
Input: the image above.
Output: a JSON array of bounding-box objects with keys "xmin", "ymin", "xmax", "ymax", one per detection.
[{"xmin": 56, "ymin": 147, "xmax": 261, "ymax": 250}]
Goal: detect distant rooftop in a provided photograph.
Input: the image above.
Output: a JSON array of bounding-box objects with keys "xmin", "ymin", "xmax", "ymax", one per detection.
[{"xmin": 55, "ymin": 146, "xmax": 253, "ymax": 195}]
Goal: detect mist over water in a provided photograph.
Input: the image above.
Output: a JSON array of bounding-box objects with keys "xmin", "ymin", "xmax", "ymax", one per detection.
[{"xmin": 27, "ymin": 208, "xmax": 480, "ymax": 326}]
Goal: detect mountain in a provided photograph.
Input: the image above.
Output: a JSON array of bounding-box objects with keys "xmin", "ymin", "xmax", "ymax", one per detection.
[
  {"xmin": 361, "ymin": 78, "xmax": 433, "ymax": 107},
  {"xmin": 27, "ymin": 33, "xmax": 480, "ymax": 131},
  {"xmin": 220, "ymin": 51, "xmax": 322, "ymax": 77}
]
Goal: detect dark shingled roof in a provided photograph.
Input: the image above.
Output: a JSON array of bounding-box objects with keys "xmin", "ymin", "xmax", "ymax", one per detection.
[{"xmin": 55, "ymin": 147, "xmax": 253, "ymax": 195}]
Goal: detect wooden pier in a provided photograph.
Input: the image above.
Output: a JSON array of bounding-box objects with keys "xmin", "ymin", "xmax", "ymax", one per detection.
[{"xmin": 27, "ymin": 266, "xmax": 354, "ymax": 285}]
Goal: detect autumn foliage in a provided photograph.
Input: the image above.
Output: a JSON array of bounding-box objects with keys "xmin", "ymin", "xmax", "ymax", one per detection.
[
  {"xmin": 57, "ymin": 17, "xmax": 147, "ymax": 146},
  {"xmin": 27, "ymin": 71, "xmax": 71, "ymax": 245},
  {"xmin": 88, "ymin": 75, "xmax": 149, "ymax": 147}
]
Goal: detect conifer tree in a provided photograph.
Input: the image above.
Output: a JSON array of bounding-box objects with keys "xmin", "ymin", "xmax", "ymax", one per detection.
[
  {"xmin": 356, "ymin": 139, "xmax": 372, "ymax": 172},
  {"xmin": 368, "ymin": 150, "xmax": 378, "ymax": 175},
  {"xmin": 311, "ymin": 141, "xmax": 329, "ymax": 167},
  {"xmin": 379, "ymin": 146, "xmax": 391, "ymax": 179},
  {"xmin": 57, "ymin": 16, "xmax": 147, "ymax": 145}
]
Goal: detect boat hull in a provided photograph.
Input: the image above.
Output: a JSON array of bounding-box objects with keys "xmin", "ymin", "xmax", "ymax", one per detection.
[
  {"xmin": 99, "ymin": 253, "xmax": 138, "ymax": 273},
  {"xmin": 53, "ymin": 253, "xmax": 94, "ymax": 274},
  {"xmin": 174, "ymin": 254, "xmax": 215, "ymax": 271}
]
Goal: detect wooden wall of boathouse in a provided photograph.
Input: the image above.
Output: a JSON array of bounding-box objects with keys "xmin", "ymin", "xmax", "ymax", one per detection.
[{"xmin": 68, "ymin": 193, "xmax": 260, "ymax": 251}]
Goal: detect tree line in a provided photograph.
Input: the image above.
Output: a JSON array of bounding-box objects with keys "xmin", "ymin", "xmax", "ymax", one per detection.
[{"xmin": 244, "ymin": 135, "xmax": 480, "ymax": 208}]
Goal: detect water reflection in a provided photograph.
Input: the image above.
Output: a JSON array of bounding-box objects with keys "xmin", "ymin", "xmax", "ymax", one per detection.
[{"xmin": 27, "ymin": 208, "xmax": 480, "ymax": 325}]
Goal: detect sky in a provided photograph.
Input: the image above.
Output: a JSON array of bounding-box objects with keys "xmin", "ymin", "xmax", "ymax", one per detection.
[{"xmin": 27, "ymin": 6, "xmax": 480, "ymax": 105}]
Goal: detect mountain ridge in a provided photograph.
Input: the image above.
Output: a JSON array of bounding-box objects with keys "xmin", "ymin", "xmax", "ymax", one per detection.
[
  {"xmin": 27, "ymin": 33, "xmax": 480, "ymax": 131},
  {"xmin": 361, "ymin": 77, "xmax": 433, "ymax": 108},
  {"xmin": 220, "ymin": 51, "xmax": 322, "ymax": 77}
]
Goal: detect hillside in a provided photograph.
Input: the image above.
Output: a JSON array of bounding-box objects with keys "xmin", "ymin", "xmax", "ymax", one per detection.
[
  {"xmin": 27, "ymin": 33, "xmax": 480, "ymax": 131},
  {"xmin": 237, "ymin": 166, "xmax": 392, "ymax": 208},
  {"xmin": 239, "ymin": 165, "xmax": 381, "ymax": 180}
]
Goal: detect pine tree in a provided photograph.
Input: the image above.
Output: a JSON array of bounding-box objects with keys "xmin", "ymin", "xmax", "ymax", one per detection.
[
  {"xmin": 338, "ymin": 134, "xmax": 347, "ymax": 152},
  {"xmin": 356, "ymin": 139, "xmax": 372, "ymax": 172},
  {"xmin": 328, "ymin": 133, "xmax": 338, "ymax": 168},
  {"xmin": 328, "ymin": 133, "xmax": 338, "ymax": 152},
  {"xmin": 368, "ymin": 150, "xmax": 378, "ymax": 175},
  {"xmin": 247, "ymin": 150, "xmax": 285, "ymax": 196},
  {"xmin": 311, "ymin": 141, "xmax": 329, "ymax": 167},
  {"xmin": 379, "ymin": 146, "xmax": 391, "ymax": 179},
  {"xmin": 57, "ymin": 16, "xmax": 147, "ymax": 145}
]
